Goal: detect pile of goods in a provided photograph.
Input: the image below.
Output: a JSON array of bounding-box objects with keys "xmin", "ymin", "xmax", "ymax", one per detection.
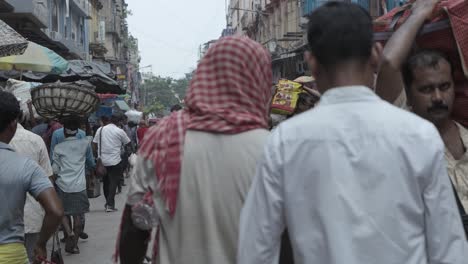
[
  {"xmin": 31, "ymin": 82, "xmax": 99, "ymax": 119},
  {"xmin": 373, "ymin": 0, "xmax": 468, "ymax": 126},
  {"xmin": 271, "ymin": 79, "xmax": 304, "ymax": 115},
  {"xmin": 125, "ymin": 110, "xmax": 143, "ymax": 124},
  {"xmin": 3, "ymin": 79, "xmax": 41, "ymax": 120}
]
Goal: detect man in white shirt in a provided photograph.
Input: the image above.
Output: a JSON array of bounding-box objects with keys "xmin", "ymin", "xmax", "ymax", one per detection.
[
  {"xmin": 10, "ymin": 122, "xmax": 53, "ymax": 263},
  {"xmin": 237, "ymin": 2, "xmax": 468, "ymax": 264},
  {"xmin": 93, "ymin": 114, "xmax": 131, "ymax": 212}
]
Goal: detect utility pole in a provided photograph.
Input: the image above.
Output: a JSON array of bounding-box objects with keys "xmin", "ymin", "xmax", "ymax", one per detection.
[
  {"xmin": 138, "ymin": 64, "xmax": 152, "ymax": 108},
  {"xmin": 225, "ymin": 0, "xmax": 229, "ymax": 27}
]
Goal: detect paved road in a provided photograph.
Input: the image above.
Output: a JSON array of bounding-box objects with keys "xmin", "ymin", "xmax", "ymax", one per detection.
[{"xmin": 48, "ymin": 186, "xmax": 128, "ymax": 264}]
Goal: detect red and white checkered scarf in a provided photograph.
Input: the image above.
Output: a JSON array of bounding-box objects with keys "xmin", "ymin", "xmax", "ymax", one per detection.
[{"xmin": 138, "ymin": 36, "xmax": 273, "ymax": 216}]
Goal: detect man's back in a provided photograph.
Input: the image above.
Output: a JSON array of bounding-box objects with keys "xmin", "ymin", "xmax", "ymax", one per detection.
[
  {"xmin": 93, "ymin": 124, "xmax": 130, "ymax": 167},
  {"xmin": 50, "ymin": 128, "xmax": 86, "ymax": 160},
  {"xmin": 53, "ymin": 137, "xmax": 93, "ymax": 193},
  {"xmin": 238, "ymin": 87, "xmax": 467, "ymax": 264},
  {"xmin": 128, "ymin": 129, "xmax": 269, "ymax": 264},
  {"xmin": 0, "ymin": 143, "xmax": 52, "ymax": 245}
]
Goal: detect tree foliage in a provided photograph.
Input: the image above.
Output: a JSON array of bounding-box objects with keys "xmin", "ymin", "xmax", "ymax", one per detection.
[{"xmin": 142, "ymin": 73, "xmax": 193, "ymax": 117}]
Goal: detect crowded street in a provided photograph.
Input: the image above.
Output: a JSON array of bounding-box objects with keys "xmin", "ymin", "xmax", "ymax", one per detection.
[{"xmin": 1, "ymin": 0, "xmax": 468, "ymax": 263}]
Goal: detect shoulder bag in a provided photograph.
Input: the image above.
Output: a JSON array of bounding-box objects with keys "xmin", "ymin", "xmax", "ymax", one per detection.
[{"xmin": 96, "ymin": 127, "xmax": 107, "ymax": 178}]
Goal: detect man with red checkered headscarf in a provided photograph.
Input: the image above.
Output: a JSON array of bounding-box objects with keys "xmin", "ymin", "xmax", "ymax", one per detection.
[{"xmin": 117, "ymin": 36, "xmax": 272, "ymax": 264}]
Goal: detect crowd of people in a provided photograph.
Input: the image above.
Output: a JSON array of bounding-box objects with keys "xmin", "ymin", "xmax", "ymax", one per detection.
[
  {"xmin": 0, "ymin": 93, "xmax": 165, "ymax": 262},
  {"xmin": 118, "ymin": 0, "xmax": 468, "ymax": 263},
  {"xmin": 1, "ymin": 0, "xmax": 468, "ymax": 263}
]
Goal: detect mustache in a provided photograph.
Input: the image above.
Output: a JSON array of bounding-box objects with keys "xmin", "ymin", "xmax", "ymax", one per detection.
[{"xmin": 427, "ymin": 102, "xmax": 449, "ymax": 113}]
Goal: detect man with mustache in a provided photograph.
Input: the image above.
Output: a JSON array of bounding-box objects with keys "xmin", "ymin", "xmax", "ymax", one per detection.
[{"xmin": 376, "ymin": 1, "xmax": 468, "ymax": 211}]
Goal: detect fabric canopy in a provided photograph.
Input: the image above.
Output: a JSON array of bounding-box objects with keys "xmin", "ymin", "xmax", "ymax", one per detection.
[{"xmin": 0, "ymin": 41, "xmax": 68, "ymax": 74}]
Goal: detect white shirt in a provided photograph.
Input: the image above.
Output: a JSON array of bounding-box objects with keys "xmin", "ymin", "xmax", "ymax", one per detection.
[
  {"xmin": 93, "ymin": 124, "xmax": 131, "ymax": 166},
  {"xmin": 238, "ymin": 86, "xmax": 468, "ymax": 264},
  {"xmin": 10, "ymin": 124, "xmax": 53, "ymax": 234}
]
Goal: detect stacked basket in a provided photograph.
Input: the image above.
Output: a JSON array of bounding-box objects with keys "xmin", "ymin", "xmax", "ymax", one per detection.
[{"xmin": 31, "ymin": 82, "xmax": 100, "ymax": 119}]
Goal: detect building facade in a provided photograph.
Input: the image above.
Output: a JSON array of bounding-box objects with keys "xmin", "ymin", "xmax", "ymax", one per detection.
[
  {"xmin": 227, "ymin": 0, "xmax": 393, "ymax": 81},
  {"xmin": 0, "ymin": 0, "xmax": 142, "ymax": 104},
  {"xmin": 0, "ymin": 0, "xmax": 90, "ymax": 59}
]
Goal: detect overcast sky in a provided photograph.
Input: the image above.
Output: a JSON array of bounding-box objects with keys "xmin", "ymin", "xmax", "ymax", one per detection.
[{"xmin": 126, "ymin": 0, "xmax": 227, "ymax": 78}]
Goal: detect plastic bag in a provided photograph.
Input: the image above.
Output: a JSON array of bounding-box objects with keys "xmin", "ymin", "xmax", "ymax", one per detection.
[{"xmin": 4, "ymin": 79, "xmax": 41, "ymax": 120}]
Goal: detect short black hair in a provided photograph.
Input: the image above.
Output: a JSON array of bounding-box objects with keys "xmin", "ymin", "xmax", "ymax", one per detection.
[
  {"xmin": 62, "ymin": 115, "xmax": 81, "ymax": 131},
  {"xmin": 111, "ymin": 113, "xmax": 123, "ymax": 124},
  {"xmin": 402, "ymin": 50, "xmax": 454, "ymax": 95},
  {"xmin": 170, "ymin": 104, "xmax": 182, "ymax": 112},
  {"xmin": 307, "ymin": 2, "xmax": 373, "ymax": 70},
  {"xmin": 101, "ymin": 115, "xmax": 110, "ymax": 123},
  {"xmin": 0, "ymin": 91, "xmax": 20, "ymax": 133}
]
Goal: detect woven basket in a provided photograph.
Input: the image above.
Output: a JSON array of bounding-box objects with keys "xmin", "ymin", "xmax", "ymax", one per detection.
[{"xmin": 31, "ymin": 83, "xmax": 99, "ymax": 119}]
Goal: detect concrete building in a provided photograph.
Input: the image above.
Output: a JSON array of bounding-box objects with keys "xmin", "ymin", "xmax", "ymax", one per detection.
[
  {"xmin": 0, "ymin": 0, "xmax": 141, "ymax": 98},
  {"xmin": 227, "ymin": 0, "xmax": 391, "ymax": 81},
  {"xmin": 0, "ymin": 0, "xmax": 91, "ymax": 60},
  {"xmin": 88, "ymin": 0, "xmax": 107, "ymax": 59},
  {"xmin": 198, "ymin": 39, "xmax": 217, "ymax": 61}
]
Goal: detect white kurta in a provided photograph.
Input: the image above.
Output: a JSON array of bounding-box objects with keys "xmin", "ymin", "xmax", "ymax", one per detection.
[
  {"xmin": 10, "ymin": 124, "xmax": 53, "ymax": 234},
  {"xmin": 238, "ymin": 86, "xmax": 468, "ymax": 264},
  {"xmin": 127, "ymin": 129, "xmax": 269, "ymax": 264}
]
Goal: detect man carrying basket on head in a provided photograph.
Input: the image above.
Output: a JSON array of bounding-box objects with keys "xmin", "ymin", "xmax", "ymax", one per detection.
[{"xmin": 51, "ymin": 116, "xmax": 95, "ymax": 254}]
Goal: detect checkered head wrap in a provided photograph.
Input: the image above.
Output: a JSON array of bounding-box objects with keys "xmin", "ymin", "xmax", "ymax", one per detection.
[{"xmin": 139, "ymin": 36, "xmax": 272, "ymax": 216}]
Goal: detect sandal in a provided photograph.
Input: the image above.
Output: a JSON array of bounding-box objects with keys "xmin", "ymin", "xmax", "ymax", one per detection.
[{"xmin": 65, "ymin": 235, "xmax": 79, "ymax": 254}]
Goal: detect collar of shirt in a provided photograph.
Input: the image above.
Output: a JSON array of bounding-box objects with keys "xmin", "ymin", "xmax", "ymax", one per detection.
[
  {"xmin": 318, "ymin": 86, "xmax": 379, "ymax": 106},
  {"xmin": 63, "ymin": 136, "xmax": 79, "ymax": 142},
  {"xmin": 0, "ymin": 142, "xmax": 14, "ymax": 151}
]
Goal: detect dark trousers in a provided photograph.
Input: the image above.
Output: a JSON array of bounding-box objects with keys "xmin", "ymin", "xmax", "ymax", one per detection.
[
  {"xmin": 103, "ymin": 162, "xmax": 122, "ymax": 208},
  {"xmin": 280, "ymin": 230, "xmax": 294, "ymax": 264}
]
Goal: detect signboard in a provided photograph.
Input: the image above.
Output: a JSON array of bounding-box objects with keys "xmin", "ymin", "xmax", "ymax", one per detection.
[{"xmin": 98, "ymin": 20, "xmax": 106, "ymax": 43}]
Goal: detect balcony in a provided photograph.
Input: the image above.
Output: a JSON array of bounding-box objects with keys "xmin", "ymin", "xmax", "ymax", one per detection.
[
  {"xmin": 105, "ymin": 19, "xmax": 122, "ymax": 36},
  {"xmin": 47, "ymin": 30, "xmax": 87, "ymax": 59},
  {"xmin": 71, "ymin": 0, "xmax": 90, "ymax": 18},
  {"xmin": 4, "ymin": 0, "xmax": 49, "ymax": 27}
]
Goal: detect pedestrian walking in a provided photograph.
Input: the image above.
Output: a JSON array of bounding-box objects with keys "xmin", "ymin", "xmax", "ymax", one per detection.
[
  {"xmin": 93, "ymin": 114, "xmax": 131, "ymax": 212},
  {"xmin": 375, "ymin": 0, "xmax": 468, "ymax": 213},
  {"xmin": 42, "ymin": 120, "xmax": 62, "ymax": 153},
  {"xmin": 118, "ymin": 36, "xmax": 272, "ymax": 264},
  {"xmin": 237, "ymin": 2, "xmax": 468, "ymax": 264},
  {"xmin": 0, "ymin": 90, "xmax": 63, "ymax": 264},
  {"xmin": 136, "ymin": 119, "xmax": 149, "ymax": 147},
  {"xmin": 50, "ymin": 119, "xmax": 90, "ymax": 242},
  {"xmin": 9, "ymin": 120, "xmax": 54, "ymax": 263},
  {"xmin": 51, "ymin": 116, "xmax": 96, "ymax": 254}
]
